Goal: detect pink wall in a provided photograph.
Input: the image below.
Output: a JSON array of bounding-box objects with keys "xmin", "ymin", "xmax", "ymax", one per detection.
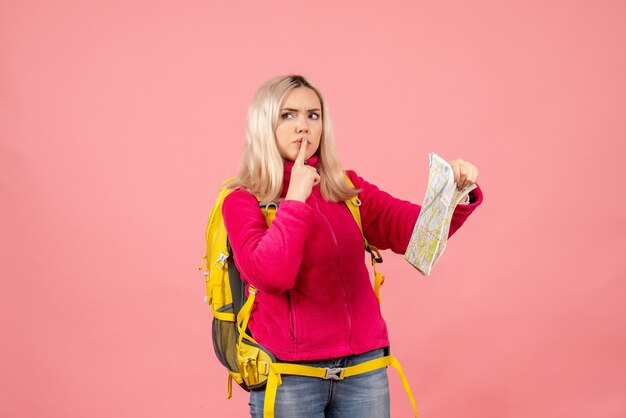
[{"xmin": 2, "ymin": 0, "xmax": 625, "ymax": 416}]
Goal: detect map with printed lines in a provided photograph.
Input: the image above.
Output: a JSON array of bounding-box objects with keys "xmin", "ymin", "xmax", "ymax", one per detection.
[{"xmin": 404, "ymin": 153, "xmax": 476, "ymax": 276}]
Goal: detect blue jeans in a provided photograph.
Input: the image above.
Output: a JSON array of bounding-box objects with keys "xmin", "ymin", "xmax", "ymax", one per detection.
[{"xmin": 249, "ymin": 348, "xmax": 390, "ymax": 418}]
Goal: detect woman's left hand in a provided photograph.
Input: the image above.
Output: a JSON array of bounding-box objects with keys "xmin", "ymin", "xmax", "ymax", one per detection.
[{"xmin": 449, "ymin": 158, "xmax": 479, "ymax": 190}]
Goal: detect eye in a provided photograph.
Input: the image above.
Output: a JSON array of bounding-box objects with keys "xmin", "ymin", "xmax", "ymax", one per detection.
[
  {"xmin": 308, "ymin": 112, "xmax": 320, "ymax": 120},
  {"xmin": 280, "ymin": 112, "xmax": 294, "ymax": 120}
]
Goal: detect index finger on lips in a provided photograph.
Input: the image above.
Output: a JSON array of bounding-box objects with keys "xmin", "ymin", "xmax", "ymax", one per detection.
[{"xmin": 295, "ymin": 136, "xmax": 308, "ymax": 164}]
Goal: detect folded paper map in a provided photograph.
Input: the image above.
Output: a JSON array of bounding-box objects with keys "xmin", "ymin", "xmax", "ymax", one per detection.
[{"xmin": 404, "ymin": 153, "xmax": 476, "ymax": 276}]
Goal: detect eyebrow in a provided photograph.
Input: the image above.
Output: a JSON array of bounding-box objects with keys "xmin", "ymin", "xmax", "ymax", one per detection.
[{"xmin": 280, "ymin": 107, "xmax": 321, "ymax": 112}]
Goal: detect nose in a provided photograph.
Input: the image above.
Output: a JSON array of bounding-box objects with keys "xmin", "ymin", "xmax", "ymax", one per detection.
[{"xmin": 296, "ymin": 114, "xmax": 309, "ymax": 133}]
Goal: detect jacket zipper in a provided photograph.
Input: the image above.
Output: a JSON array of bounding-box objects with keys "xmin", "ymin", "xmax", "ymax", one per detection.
[{"xmin": 312, "ymin": 192, "xmax": 353, "ymax": 347}]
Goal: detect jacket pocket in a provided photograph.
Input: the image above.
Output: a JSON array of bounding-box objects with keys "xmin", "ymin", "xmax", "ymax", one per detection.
[{"xmin": 287, "ymin": 292, "xmax": 298, "ymax": 345}]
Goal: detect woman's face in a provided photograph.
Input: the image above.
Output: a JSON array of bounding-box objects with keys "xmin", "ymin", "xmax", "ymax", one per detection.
[{"xmin": 275, "ymin": 87, "xmax": 322, "ymax": 161}]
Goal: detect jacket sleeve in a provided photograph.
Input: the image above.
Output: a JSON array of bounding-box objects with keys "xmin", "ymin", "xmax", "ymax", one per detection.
[
  {"xmin": 222, "ymin": 189, "xmax": 314, "ymax": 294},
  {"xmin": 345, "ymin": 170, "xmax": 483, "ymax": 254}
]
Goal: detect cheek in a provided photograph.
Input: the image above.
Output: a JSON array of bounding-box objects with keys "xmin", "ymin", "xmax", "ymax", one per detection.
[
  {"xmin": 312, "ymin": 121, "xmax": 323, "ymax": 137},
  {"xmin": 275, "ymin": 126, "xmax": 289, "ymax": 145},
  {"xmin": 314, "ymin": 125, "xmax": 323, "ymax": 145},
  {"xmin": 274, "ymin": 127, "xmax": 294, "ymax": 158},
  {"xmin": 310, "ymin": 138, "xmax": 321, "ymax": 156}
]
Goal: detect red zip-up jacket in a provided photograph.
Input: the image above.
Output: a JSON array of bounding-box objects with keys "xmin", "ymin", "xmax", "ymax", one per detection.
[{"xmin": 222, "ymin": 156, "xmax": 483, "ymax": 361}]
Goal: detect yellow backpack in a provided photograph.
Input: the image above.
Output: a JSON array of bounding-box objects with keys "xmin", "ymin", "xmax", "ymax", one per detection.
[{"xmin": 199, "ymin": 177, "xmax": 418, "ymax": 418}]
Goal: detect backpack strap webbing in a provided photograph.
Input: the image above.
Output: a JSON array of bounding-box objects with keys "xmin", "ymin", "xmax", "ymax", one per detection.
[
  {"xmin": 343, "ymin": 176, "xmax": 385, "ymax": 303},
  {"xmin": 263, "ymin": 355, "xmax": 418, "ymax": 418}
]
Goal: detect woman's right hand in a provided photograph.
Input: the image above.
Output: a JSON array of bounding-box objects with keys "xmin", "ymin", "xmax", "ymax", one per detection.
[{"xmin": 285, "ymin": 138, "xmax": 320, "ymax": 202}]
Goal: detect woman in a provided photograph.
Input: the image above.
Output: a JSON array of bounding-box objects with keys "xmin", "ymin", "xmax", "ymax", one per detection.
[{"xmin": 222, "ymin": 75, "xmax": 482, "ymax": 417}]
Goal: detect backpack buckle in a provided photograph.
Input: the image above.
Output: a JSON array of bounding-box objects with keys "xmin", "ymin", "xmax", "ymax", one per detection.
[
  {"xmin": 365, "ymin": 242, "xmax": 383, "ymax": 264},
  {"xmin": 324, "ymin": 367, "xmax": 345, "ymax": 380},
  {"xmin": 215, "ymin": 252, "xmax": 229, "ymax": 269},
  {"xmin": 263, "ymin": 202, "xmax": 279, "ymax": 213},
  {"xmin": 259, "ymin": 361, "xmax": 270, "ymax": 376}
]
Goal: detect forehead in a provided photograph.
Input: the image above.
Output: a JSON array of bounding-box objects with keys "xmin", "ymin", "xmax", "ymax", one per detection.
[{"xmin": 281, "ymin": 87, "xmax": 321, "ymax": 108}]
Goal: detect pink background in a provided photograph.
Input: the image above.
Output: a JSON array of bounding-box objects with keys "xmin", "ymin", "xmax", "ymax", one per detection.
[{"xmin": 2, "ymin": 0, "xmax": 625, "ymax": 417}]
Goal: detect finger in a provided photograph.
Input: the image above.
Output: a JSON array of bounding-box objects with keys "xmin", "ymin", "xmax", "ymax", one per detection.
[
  {"xmin": 464, "ymin": 165, "xmax": 478, "ymax": 187},
  {"xmin": 305, "ymin": 166, "xmax": 319, "ymax": 180},
  {"xmin": 301, "ymin": 165, "xmax": 320, "ymax": 185},
  {"xmin": 459, "ymin": 165, "xmax": 468, "ymax": 189},
  {"xmin": 295, "ymin": 136, "xmax": 308, "ymax": 165}
]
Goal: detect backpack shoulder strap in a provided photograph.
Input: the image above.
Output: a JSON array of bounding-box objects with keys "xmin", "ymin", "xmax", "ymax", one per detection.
[
  {"xmin": 343, "ymin": 174, "xmax": 385, "ymax": 303},
  {"xmin": 343, "ymin": 175, "xmax": 364, "ymax": 235}
]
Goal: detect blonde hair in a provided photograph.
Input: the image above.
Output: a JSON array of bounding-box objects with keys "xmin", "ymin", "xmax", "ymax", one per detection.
[{"xmin": 227, "ymin": 75, "xmax": 358, "ymax": 203}]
